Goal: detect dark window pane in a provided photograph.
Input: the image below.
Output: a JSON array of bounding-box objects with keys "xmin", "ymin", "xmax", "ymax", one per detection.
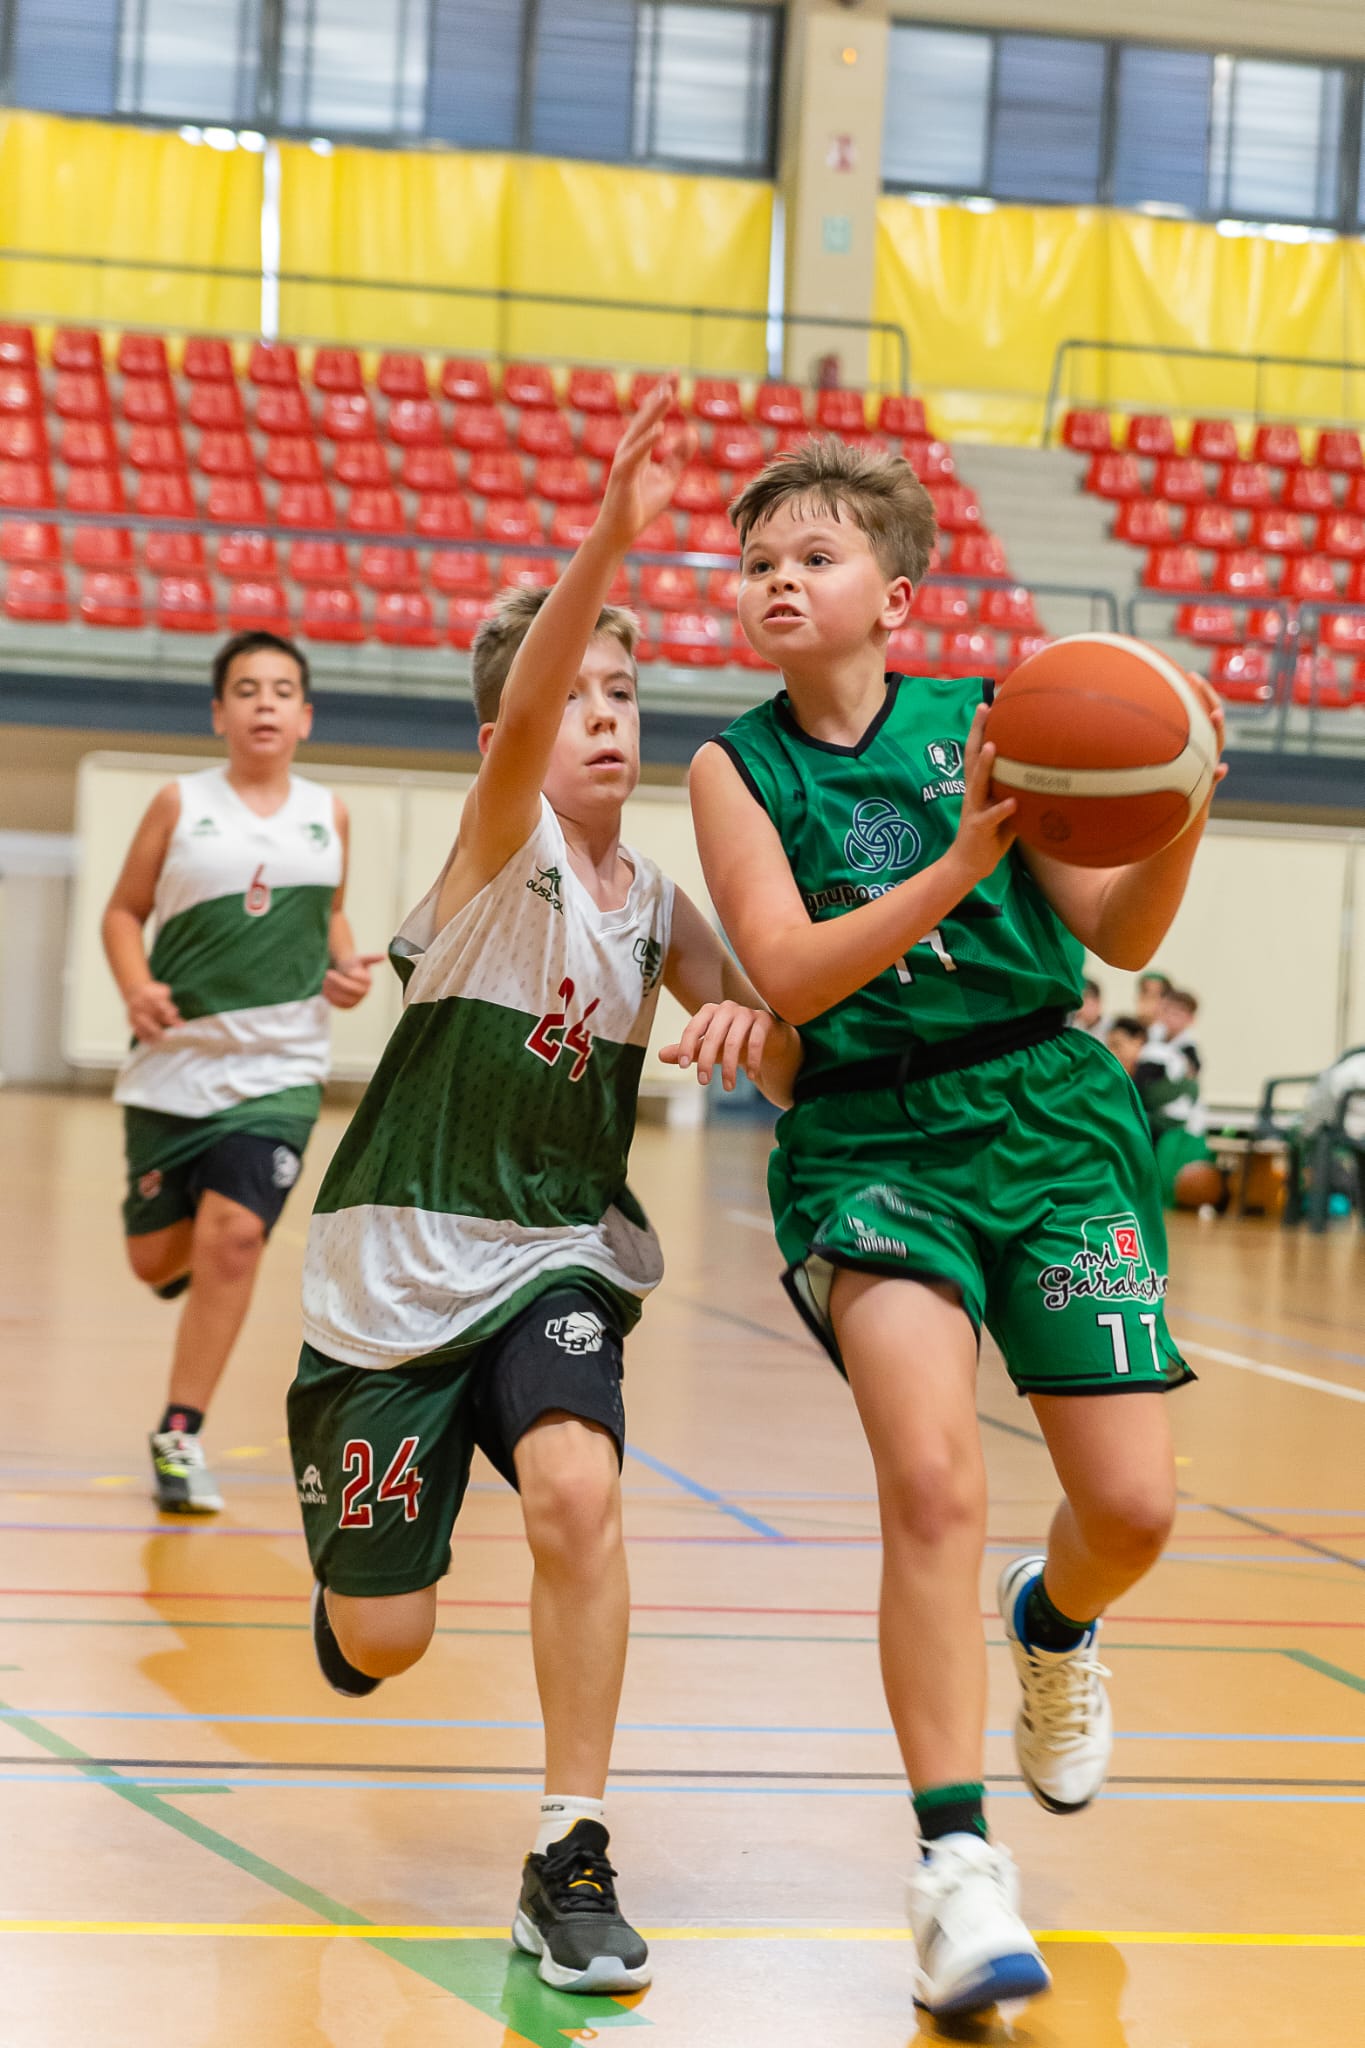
[
  {"xmin": 427, "ymin": 0, "xmax": 528, "ymax": 147},
  {"xmin": 882, "ymin": 25, "xmax": 991, "ymax": 191},
  {"xmin": 991, "ymin": 33, "xmax": 1106, "ymax": 204},
  {"xmin": 529, "ymin": 0, "xmax": 637, "ymax": 161},
  {"xmin": 12, "ymin": 0, "xmax": 119, "ymax": 115},
  {"xmin": 1111, "ymin": 46, "xmax": 1212, "ymax": 213}
]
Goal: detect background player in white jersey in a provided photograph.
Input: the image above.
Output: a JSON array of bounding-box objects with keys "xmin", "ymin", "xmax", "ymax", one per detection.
[
  {"xmin": 102, "ymin": 632, "xmax": 382, "ymax": 1515},
  {"xmin": 289, "ymin": 382, "xmax": 801, "ymax": 1996}
]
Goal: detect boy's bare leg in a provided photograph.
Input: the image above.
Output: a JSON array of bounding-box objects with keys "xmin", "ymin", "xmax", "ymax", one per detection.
[
  {"xmin": 833, "ymin": 1270, "xmax": 988, "ymax": 1791},
  {"xmin": 1029, "ymin": 1390, "xmax": 1176, "ymax": 1621},
  {"xmin": 515, "ymin": 1413, "xmax": 629, "ymax": 1797},
  {"xmin": 326, "ymin": 1585, "xmax": 438, "ymax": 1678},
  {"xmin": 126, "ymin": 1220, "xmax": 194, "ymax": 1291},
  {"xmin": 164, "ymin": 1191, "xmax": 268, "ymax": 1416}
]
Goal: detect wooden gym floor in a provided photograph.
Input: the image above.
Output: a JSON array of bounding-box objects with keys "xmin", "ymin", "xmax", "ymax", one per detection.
[{"xmin": 3, "ymin": 1086, "xmax": 1365, "ymax": 2047}]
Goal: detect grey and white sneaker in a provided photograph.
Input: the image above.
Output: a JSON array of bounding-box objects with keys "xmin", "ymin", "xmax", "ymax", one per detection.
[
  {"xmin": 149, "ymin": 1429, "xmax": 223, "ymax": 1515},
  {"xmin": 512, "ymin": 1820, "xmax": 651, "ymax": 1994},
  {"xmin": 998, "ymin": 1554, "xmax": 1113, "ymax": 1813},
  {"xmin": 908, "ymin": 1833, "xmax": 1050, "ymax": 2018}
]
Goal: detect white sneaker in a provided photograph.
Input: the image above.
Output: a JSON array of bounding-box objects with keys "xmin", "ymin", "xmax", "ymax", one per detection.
[
  {"xmin": 998, "ymin": 1554, "xmax": 1113, "ymax": 1813},
  {"xmin": 907, "ymin": 1833, "xmax": 1050, "ymax": 2018}
]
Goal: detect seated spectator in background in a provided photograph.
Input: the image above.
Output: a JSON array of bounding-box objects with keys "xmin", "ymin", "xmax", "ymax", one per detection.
[
  {"xmin": 1301, "ymin": 1047, "xmax": 1365, "ymax": 1146},
  {"xmin": 1157, "ymin": 987, "xmax": 1201, "ymax": 1076},
  {"xmin": 1105, "ymin": 1016, "xmax": 1146, "ymax": 1076},
  {"xmin": 1135, "ymin": 970, "xmax": 1172, "ymax": 1034},
  {"xmin": 1135, "ymin": 990, "xmax": 1218, "ymax": 1207},
  {"xmin": 1070, "ymin": 976, "xmax": 1106, "ymax": 1038}
]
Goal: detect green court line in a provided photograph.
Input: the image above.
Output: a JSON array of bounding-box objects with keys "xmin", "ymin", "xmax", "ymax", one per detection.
[
  {"xmin": 1283, "ymin": 1650, "xmax": 1365, "ymax": 1698},
  {"xmin": 0, "ymin": 1693, "xmax": 646, "ymax": 2044}
]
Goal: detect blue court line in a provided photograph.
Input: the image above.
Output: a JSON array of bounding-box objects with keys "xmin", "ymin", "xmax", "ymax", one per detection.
[
  {"xmin": 1177, "ymin": 1309, "xmax": 1365, "ymax": 1373},
  {"xmin": 621, "ymin": 1447, "xmax": 787, "ymax": 1541}
]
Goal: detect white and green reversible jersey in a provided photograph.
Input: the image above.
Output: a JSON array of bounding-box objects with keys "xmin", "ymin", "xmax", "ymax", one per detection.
[
  {"xmin": 301, "ymin": 798, "xmax": 675, "ymax": 1370},
  {"xmin": 114, "ymin": 766, "xmax": 341, "ymax": 1120}
]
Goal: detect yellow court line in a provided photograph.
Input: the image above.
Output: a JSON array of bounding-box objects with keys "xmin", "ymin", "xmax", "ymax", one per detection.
[{"xmin": 2, "ymin": 1923, "xmax": 1365, "ymax": 1949}]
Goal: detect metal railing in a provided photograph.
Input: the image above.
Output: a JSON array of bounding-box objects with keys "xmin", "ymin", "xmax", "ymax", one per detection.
[{"xmin": 1043, "ymin": 339, "xmax": 1365, "ymax": 448}]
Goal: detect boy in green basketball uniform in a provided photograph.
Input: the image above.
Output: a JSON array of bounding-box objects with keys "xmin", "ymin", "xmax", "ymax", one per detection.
[
  {"xmin": 288, "ymin": 384, "xmax": 800, "ymax": 1995},
  {"xmin": 687, "ymin": 439, "xmax": 1226, "ymax": 2021},
  {"xmin": 103, "ymin": 632, "xmax": 382, "ymax": 1514}
]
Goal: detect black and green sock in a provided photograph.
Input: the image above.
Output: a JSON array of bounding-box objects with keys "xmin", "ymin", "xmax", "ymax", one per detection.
[
  {"xmin": 1022, "ymin": 1576, "xmax": 1092, "ymax": 1653},
  {"xmin": 913, "ymin": 1781, "xmax": 987, "ymax": 1847}
]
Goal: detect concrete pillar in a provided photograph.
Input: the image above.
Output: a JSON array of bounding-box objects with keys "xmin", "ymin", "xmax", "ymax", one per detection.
[{"xmin": 778, "ymin": 0, "xmax": 891, "ymax": 389}]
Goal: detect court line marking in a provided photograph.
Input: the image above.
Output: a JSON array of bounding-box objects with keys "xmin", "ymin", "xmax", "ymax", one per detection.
[
  {"xmin": 1181, "ymin": 1339, "xmax": 1365, "ymax": 1408},
  {"xmin": 1178, "ymin": 1308, "xmax": 1365, "ymax": 1372},
  {"xmin": 7, "ymin": 1774, "xmax": 1365, "ymax": 1802},
  {"xmin": 621, "ymin": 1447, "xmax": 786, "ymax": 1541},
  {"xmin": 4, "ymin": 1921, "xmax": 1365, "ymax": 1948}
]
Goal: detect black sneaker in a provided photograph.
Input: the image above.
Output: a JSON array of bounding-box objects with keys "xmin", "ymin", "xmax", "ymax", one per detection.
[
  {"xmin": 149, "ymin": 1429, "xmax": 223, "ymax": 1514},
  {"xmin": 310, "ymin": 1581, "xmax": 382, "ymax": 1698},
  {"xmin": 512, "ymin": 1819, "xmax": 650, "ymax": 1993},
  {"xmin": 153, "ymin": 1274, "xmax": 191, "ymax": 1302}
]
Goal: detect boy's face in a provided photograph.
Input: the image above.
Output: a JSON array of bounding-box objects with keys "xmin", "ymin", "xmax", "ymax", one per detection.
[
  {"xmin": 1135, "ymin": 977, "xmax": 1165, "ymax": 1026},
  {"xmin": 1160, "ymin": 995, "xmax": 1195, "ymax": 1036},
  {"xmin": 212, "ymin": 651, "xmax": 312, "ymax": 761},
  {"xmin": 482, "ymin": 634, "xmax": 640, "ymax": 824},
  {"xmin": 1077, "ymin": 987, "xmax": 1103, "ymax": 1028},
  {"xmin": 736, "ymin": 500, "xmax": 911, "ymax": 672},
  {"xmin": 1107, "ymin": 1026, "xmax": 1144, "ymax": 1074}
]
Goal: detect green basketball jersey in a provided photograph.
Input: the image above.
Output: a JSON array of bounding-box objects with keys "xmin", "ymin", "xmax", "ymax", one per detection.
[{"xmin": 715, "ymin": 673, "xmax": 1084, "ymax": 1085}]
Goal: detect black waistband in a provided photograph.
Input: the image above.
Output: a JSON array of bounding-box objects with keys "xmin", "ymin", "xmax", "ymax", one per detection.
[{"xmin": 792, "ymin": 1006, "xmax": 1071, "ymax": 1105}]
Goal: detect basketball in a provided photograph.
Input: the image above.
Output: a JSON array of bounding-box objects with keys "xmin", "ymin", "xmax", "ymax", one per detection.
[
  {"xmin": 984, "ymin": 633, "xmax": 1218, "ymax": 868},
  {"xmin": 1173, "ymin": 1159, "xmax": 1227, "ymax": 1212}
]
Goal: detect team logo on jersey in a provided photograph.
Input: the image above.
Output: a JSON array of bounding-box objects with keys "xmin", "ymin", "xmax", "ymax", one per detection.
[
  {"xmin": 926, "ymin": 739, "xmax": 964, "ymax": 777},
  {"xmin": 190, "ymin": 815, "xmax": 219, "ymax": 836},
  {"xmin": 303, "ymin": 822, "xmax": 331, "ymax": 850},
  {"xmin": 545, "ymin": 1310, "xmax": 605, "ymax": 1354},
  {"xmin": 271, "ymin": 1147, "xmax": 300, "ymax": 1190},
  {"xmin": 245, "ymin": 863, "xmax": 271, "ymax": 917},
  {"xmin": 526, "ymin": 864, "xmax": 565, "ymax": 915},
  {"xmin": 1037, "ymin": 1211, "xmax": 1166, "ymax": 1312},
  {"xmin": 634, "ymin": 936, "xmax": 664, "ymax": 993},
  {"xmin": 137, "ymin": 1169, "xmax": 163, "ymax": 1201},
  {"xmin": 297, "ymin": 1464, "xmax": 327, "ymax": 1506},
  {"xmin": 844, "ymin": 798, "xmax": 922, "ymax": 875}
]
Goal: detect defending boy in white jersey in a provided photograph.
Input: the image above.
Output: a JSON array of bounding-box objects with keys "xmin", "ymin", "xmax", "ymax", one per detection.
[
  {"xmin": 288, "ymin": 384, "xmax": 801, "ymax": 1995},
  {"xmin": 102, "ymin": 633, "xmax": 381, "ymax": 1513}
]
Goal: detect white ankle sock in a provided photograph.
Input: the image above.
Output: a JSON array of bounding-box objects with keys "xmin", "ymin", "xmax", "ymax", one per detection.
[{"xmin": 534, "ymin": 1794, "xmax": 604, "ymax": 1858}]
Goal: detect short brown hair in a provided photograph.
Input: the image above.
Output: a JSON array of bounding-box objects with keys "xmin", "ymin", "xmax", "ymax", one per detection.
[
  {"xmin": 470, "ymin": 585, "xmax": 639, "ymax": 725},
  {"xmin": 212, "ymin": 629, "xmax": 310, "ymax": 701},
  {"xmin": 729, "ymin": 435, "xmax": 937, "ymax": 585}
]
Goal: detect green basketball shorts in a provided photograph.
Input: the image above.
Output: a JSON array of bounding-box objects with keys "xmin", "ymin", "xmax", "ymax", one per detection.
[{"xmin": 770, "ymin": 1027, "xmax": 1192, "ymax": 1397}]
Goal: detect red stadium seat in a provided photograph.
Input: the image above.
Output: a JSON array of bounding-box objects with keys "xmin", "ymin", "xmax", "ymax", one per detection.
[
  {"xmin": 71, "ymin": 524, "xmax": 134, "ymax": 570},
  {"xmin": 80, "ymin": 568, "xmax": 144, "ymax": 627},
  {"xmin": 1283, "ymin": 467, "xmax": 1334, "ymax": 514},
  {"xmin": 1253, "ymin": 423, "xmax": 1303, "ymax": 469},
  {"xmin": 228, "ymin": 580, "xmax": 292, "ymax": 635},
  {"xmin": 1175, "ymin": 602, "xmax": 1239, "ymax": 646},
  {"xmin": 686, "ymin": 512, "xmax": 738, "ymax": 555},
  {"xmin": 1005, "ymin": 633, "xmax": 1052, "ymax": 671},
  {"xmin": 1182, "ymin": 504, "xmax": 1238, "ymax": 551},
  {"xmin": 1251, "ymin": 507, "xmax": 1308, "ymax": 556},
  {"xmin": 692, "ymin": 380, "xmax": 744, "ymax": 424},
  {"xmin": 710, "ymin": 422, "xmax": 764, "ymax": 475},
  {"xmin": 1245, "ymin": 607, "xmax": 1286, "ymax": 645},
  {"xmin": 727, "ymin": 616, "xmax": 772, "ymax": 671},
  {"xmin": 549, "ymin": 503, "xmax": 597, "ymax": 550},
  {"xmin": 1346, "ymin": 477, "xmax": 1365, "ymax": 517},
  {"xmin": 503, "ymin": 361, "xmax": 557, "ymax": 409},
  {"xmin": 931, "ymin": 484, "xmax": 983, "ymax": 533},
  {"xmin": 290, "ymin": 540, "xmax": 349, "ymax": 583},
  {"xmin": 322, "ymin": 394, "xmax": 377, "ymax": 441},
  {"xmin": 1144, "ymin": 546, "xmax": 1206, "ymax": 593},
  {"xmin": 453, "ymin": 406, "xmax": 510, "ymax": 453},
  {"xmin": 1291, "ymin": 648, "xmax": 1345, "ymax": 705},
  {"xmin": 215, "ymin": 532, "xmax": 276, "ymax": 578},
  {"xmin": 0, "ymin": 368, "xmax": 40, "ymax": 416},
  {"xmin": 518, "ymin": 409, "xmax": 575, "ymax": 459},
  {"xmin": 567, "ymin": 368, "xmax": 620, "ymax": 415},
  {"xmin": 440, "ymin": 359, "xmax": 494, "ymax": 405},
  {"xmin": 61, "ymin": 420, "xmax": 117, "ymax": 468},
  {"xmin": 136, "ymin": 471, "xmax": 196, "ymax": 518},
  {"xmin": 627, "ymin": 372, "xmax": 684, "ymax": 417},
  {"xmin": 0, "ymin": 324, "xmax": 38, "ymax": 369},
  {"xmin": 770, "ymin": 425, "xmax": 813, "ymax": 458},
  {"xmin": 255, "ymin": 388, "xmax": 312, "ymax": 436},
  {"xmin": 183, "ymin": 337, "xmax": 235, "ymax": 382},
  {"xmin": 951, "ymin": 533, "xmax": 1010, "ymax": 579},
  {"xmin": 627, "ymin": 512, "xmax": 675, "ymax": 553},
  {"xmin": 53, "ymin": 372, "xmax": 110, "ymax": 422},
  {"xmin": 534, "ymin": 457, "xmax": 594, "ymax": 504},
  {"xmin": 886, "ymin": 624, "xmax": 930, "ymax": 669},
  {"xmin": 156, "ymin": 574, "xmax": 218, "ymax": 633},
  {"xmin": 311, "ymin": 348, "xmax": 363, "ymax": 394},
  {"xmin": 754, "ymin": 382, "xmax": 807, "ymax": 429},
  {"xmin": 1282, "ymin": 554, "xmax": 1338, "ymax": 601},
  {"xmin": 345, "ymin": 487, "xmax": 406, "ymax": 533},
  {"xmin": 147, "ymin": 530, "xmax": 205, "ymax": 574},
  {"xmin": 1316, "ymin": 430, "xmax": 1363, "ymax": 475},
  {"xmin": 0, "ymin": 520, "xmax": 59, "ymax": 564},
  {"xmin": 661, "ymin": 611, "xmax": 724, "ymax": 666},
  {"xmin": 482, "ymin": 498, "xmax": 542, "ymax": 546},
  {"xmin": 1189, "ymin": 419, "xmax": 1240, "ymax": 464},
  {"xmin": 1152, "ymin": 457, "xmax": 1207, "ymax": 505},
  {"xmin": 1217, "ymin": 462, "xmax": 1275, "ymax": 510},
  {"xmin": 940, "ymin": 628, "xmax": 996, "ymax": 677},
  {"xmin": 1345, "ymin": 563, "xmax": 1365, "ymax": 603},
  {"xmin": 377, "ymin": 353, "xmax": 429, "ymax": 399},
  {"xmin": 401, "ymin": 446, "xmax": 459, "ymax": 493},
  {"xmin": 0, "ymin": 416, "xmax": 46, "ymax": 463},
  {"xmin": 63, "ymin": 468, "xmax": 119, "ymax": 513},
  {"xmin": 1113, "ymin": 499, "xmax": 1174, "ymax": 546},
  {"xmin": 117, "ymin": 334, "xmax": 168, "ymax": 380},
  {"xmin": 903, "ymin": 436, "xmax": 956, "ymax": 485},
  {"xmin": 815, "ymin": 389, "xmax": 867, "ymax": 435},
  {"xmin": 468, "ymin": 450, "xmax": 526, "ymax": 499},
  {"xmin": 265, "ymin": 435, "xmax": 324, "ymax": 484},
  {"xmin": 1061, "ymin": 409, "xmax": 1111, "ymax": 453},
  {"xmin": 429, "ymin": 549, "xmax": 492, "ymax": 597},
  {"xmin": 911, "ymin": 583, "xmax": 972, "ymax": 629},
  {"xmin": 204, "ymin": 476, "xmax": 264, "ymax": 523},
  {"xmin": 277, "ymin": 483, "xmax": 337, "ymax": 529},
  {"xmin": 415, "ymin": 492, "xmax": 475, "ymax": 541},
  {"xmin": 1209, "ymin": 645, "xmax": 1271, "ymax": 703},
  {"xmin": 358, "ymin": 545, "xmax": 422, "ymax": 590},
  {"xmin": 639, "ymin": 564, "xmax": 699, "ymax": 611},
  {"xmin": 580, "ymin": 414, "xmax": 628, "ymax": 464},
  {"xmin": 197, "ymin": 431, "xmax": 255, "ymax": 478},
  {"xmin": 387, "ymin": 399, "xmax": 444, "ymax": 450},
  {"xmin": 672, "ymin": 465, "xmax": 725, "ymax": 514},
  {"xmin": 53, "ymin": 329, "xmax": 103, "ymax": 373},
  {"xmin": 334, "ymin": 443, "xmax": 391, "ymax": 489},
  {"xmin": 122, "ymin": 378, "xmax": 177, "ymax": 427},
  {"xmin": 375, "ymin": 589, "xmax": 440, "ymax": 646},
  {"xmin": 248, "ymin": 343, "xmax": 300, "ymax": 388},
  {"xmin": 1319, "ymin": 611, "xmax": 1365, "ymax": 655},
  {"xmin": 1125, "ymin": 414, "xmax": 1176, "ymax": 459},
  {"xmin": 1210, "ymin": 550, "xmax": 1272, "ymax": 599},
  {"xmin": 5, "ymin": 564, "xmax": 68, "ymax": 622},
  {"xmin": 1317, "ymin": 513, "xmax": 1365, "ymax": 562},
  {"xmin": 447, "ymin": 592, "xmax": 498, "ymax": 647},
  {"xmin": 301, "ymin": 584, "xmax": 366, "ymax": 642},
  {"xmin": 706, "ymin": 567, "xmax": 741, "ymax": 608},
  {"xmin": 498, "ymin": 553, "xmax": 557, "ymax": 591},
  {"xmin": 878, "ymin": 394, "xmax": 928, "ymax": 438},
  {"xmin": 1085, "ymin": 452, "xmax": 1142, "ymax": 500},
  {"xmin": 978, "ymin": 585, "xmax": 1042, "ymax": 634}
]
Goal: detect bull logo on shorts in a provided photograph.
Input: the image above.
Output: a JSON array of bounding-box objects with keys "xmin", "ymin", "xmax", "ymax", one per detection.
[
  {"xmin": 271, "ymin": 1147, "xmax": 300, "ymax": 1190},
  {"xmin": 545, "ymin": 1311, "xmax": 605, "ymax": 1355},
  {"xmin": 138, "ymin": 1169, "xmax": 163, "ymax": 1201},
  {"xmin": 1038, "ymin": 1210, "xmax": 1166, "ymax": 1312},
  {"xmin": 844, "ymin": 799, "xmax": 922, "ymax": 875},
  {"xmin": 297, "ymin": 1464, "xmax": 327, "ymax": 1506}
]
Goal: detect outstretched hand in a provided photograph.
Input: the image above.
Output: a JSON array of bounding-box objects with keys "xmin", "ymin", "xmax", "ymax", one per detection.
[
  {"xmin": 659, "ymin": 1001, "xmax": 774, "ymax": 1092},
  {"xmin": 323, "ymin": 953, "xmax": 385, "ymax": 1009},
  {"xmin": 596, "ymin": 377, "xmax": 697, "ymax": 551}
]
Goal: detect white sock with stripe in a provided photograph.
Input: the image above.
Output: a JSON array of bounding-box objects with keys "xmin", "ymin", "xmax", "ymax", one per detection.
[{"xmin": 534, "ymin": 1794, "xmax": 605, "ymax": 1857}]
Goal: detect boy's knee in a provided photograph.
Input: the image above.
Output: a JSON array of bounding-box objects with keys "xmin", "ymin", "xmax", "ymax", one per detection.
[
  {"xmin": 878, "ymin": 1448, "xmax": 984, "ymax": 1549},
  {"xmin": 1076, "ymin": 1483, "xmax": 1175, "ymax": 1574},
  {"xmin": 327, "ymin": 1588, "xmax": 435, "ymax": 1678},
  {"xmin": 519, "ymin": 1424, "xmax": 622, "ymax": 1569},
  {"xmin": 194, "ymin": 1207, "xmax": 266, "ymax": 1284}
]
